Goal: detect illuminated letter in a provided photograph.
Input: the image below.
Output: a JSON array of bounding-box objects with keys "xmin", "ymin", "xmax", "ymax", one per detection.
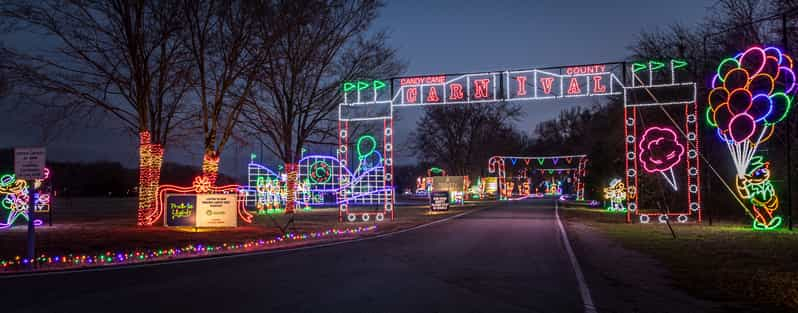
[
  {"xmin": 592, "ymin": 76, "xmax": 607, "ymax": 93},
  {"xmin": 426, "ymin": 86, "xmax": 440, "ymax": 102},
  {"xmin": 406, "ymin": 87, "xmax": 418, "ymax": 103},
  {"xmin": 515, "ymin": 76, "xmax": 527, "ymax": 96},
  {"xmin": 449, "ymin": 83, "xmax": 464, "ymax": 100},
  {"xmin": 474, "ymin": 79, "xmax": 490, "ymax": 99},
  {"xmin": 540, "ymin": 77, "xmax": 554, "ymax": 94},
  {"xmin": 567, "ymin": 77, "xmax": 581, "ymax": 95}
]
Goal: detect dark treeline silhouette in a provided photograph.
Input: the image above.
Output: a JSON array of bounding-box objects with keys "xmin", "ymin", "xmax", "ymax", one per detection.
[{"xmin": 0, "ymin": 149, "xmax": 235, "ymax": 197}]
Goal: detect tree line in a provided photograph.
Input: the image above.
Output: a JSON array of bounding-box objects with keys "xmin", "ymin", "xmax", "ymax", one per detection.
[{"xmin": 0, "ymin": 0, "xmax": 403, "ymax": 222}]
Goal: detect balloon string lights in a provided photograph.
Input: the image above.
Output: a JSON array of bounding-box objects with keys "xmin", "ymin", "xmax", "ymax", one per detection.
[{"xmin": 707, "ymin": 45, "xmax": 795, "ymax": 230}]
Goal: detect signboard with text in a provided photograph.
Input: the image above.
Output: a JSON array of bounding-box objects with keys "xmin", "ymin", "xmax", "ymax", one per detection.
[
  {"xmin": 430, "ymin": 191, "xmax": 450, "ymax": 211},
  {"xmin": 387, "ymin": 64, "xmax": 624, "ymax": 107},
  {"xmin": 164, "ymin": 194, "xmax": 196, "ymax": 226},
  {"xmin": 431, "ymin": 176, "xmax": 467, "ymax": 193},
  {"xmin": 14, "ymin": 147, "xmax": 46, "ymax": 180},
  {"xmin": 195, "ymin": 194, "xmax": 238, "ymax": 227}
]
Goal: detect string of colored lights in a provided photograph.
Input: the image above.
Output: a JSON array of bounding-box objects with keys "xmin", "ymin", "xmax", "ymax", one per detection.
[
  {"xmin": 706, "ymin": 46, "xmax": 794, "ymax": 230},
  {"xmin": 138, "ymin": 132, "xmax": 164, "ymax": 226},
  {"xmin": 285, "ymin": 163, "xmax": 298, "ymax": 214},
  {"xmin": 202, "ymin": 152, "xmax": 220, "ymax": 185},
  {"xmin": 0, "ymin": 225, "xmax": 376, "ymax": 272}
]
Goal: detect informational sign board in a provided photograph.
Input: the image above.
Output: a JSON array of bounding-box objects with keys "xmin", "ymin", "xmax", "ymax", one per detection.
[
  {"xmin": 14, "ymin": 147, "xmax": 46, "ymax": 180},
  {"xmin": 483, "ymin": 177, "xmax": 498, "ymax": 195},
  {"xmin": 195, "ymin": 194, "xmax": 237, "ymax": 227},
  {"xmin": 430, "ymin": 191, "xmax": 450, "ymax": 211},
  {"xmin": 430, "ymin": 176, "xmax": 466, "ymax": 192},
  {"xmin": 164, "ymin": 194, "xmax": 196, "ymax": 226}
]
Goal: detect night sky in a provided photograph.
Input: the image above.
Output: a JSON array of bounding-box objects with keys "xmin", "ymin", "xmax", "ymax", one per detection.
[{"xmin": 0, "ymin": 0, "xmax": 715, "ymax": 177}]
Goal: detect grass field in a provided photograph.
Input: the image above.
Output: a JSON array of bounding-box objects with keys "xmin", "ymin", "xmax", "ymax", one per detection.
[
  {"xmin": 1, "ymin": 197, "xmax": 478, "ymax": 267},
  {"xmin": 560, "ymin": 204, "xmax": 798, "ymax": 312}
]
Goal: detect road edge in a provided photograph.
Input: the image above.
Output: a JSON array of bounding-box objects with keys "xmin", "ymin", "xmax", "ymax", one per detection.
[
  {"xmin": 555, "ymin": 200, "xmax": 598, "ymax": 313},
  {"xmin": 0, "ymin": 206, "xmax": 487, "ymax": 279}
]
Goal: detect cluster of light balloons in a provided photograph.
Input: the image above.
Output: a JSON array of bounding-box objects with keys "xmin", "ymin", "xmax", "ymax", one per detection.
[
  {"xmin": 707, "ymin": 46, "xmax": 795, "ymax": 145},
  {"xmin": 706, "ymin": 46, "xmax": 796, "ymax": 230}
]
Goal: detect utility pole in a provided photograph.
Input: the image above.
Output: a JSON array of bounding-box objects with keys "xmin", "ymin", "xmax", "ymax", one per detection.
[{"xmin": 783, "ymin": 14, "xmax": 793, "ymax": 230}]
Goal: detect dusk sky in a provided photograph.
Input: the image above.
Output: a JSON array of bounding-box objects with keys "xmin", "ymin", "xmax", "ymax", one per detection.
[{"xmin": 1, "ymin": 0, "xmax": 715, "ymax": 177}]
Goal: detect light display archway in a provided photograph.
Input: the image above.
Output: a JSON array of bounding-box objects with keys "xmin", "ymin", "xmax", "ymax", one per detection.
[
  {"xmin": 488, "ymin": 155, "xmax": 588, "ymax": 200},
  {"xmin": 339, "ymin": 61, "xmax": 700, "ymax": 222}
]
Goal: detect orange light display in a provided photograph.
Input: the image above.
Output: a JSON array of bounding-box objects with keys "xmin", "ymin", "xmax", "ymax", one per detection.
[{"xmin": 137, "ymin": 131, "xmax": 164, "ymax": 226}]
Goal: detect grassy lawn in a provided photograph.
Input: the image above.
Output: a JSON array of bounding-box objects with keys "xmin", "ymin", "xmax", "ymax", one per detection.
[
  {"xmin": 560, "ymin": 204, "xmax": 798, "ymax": 312},
  {"xmin": 1, "ymin": 197, "xmax": 480, "ymax": 269}
]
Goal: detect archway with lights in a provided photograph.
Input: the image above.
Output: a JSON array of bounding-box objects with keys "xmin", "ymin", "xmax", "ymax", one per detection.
[
  {"xmin": 338, "ymin": 60, "xmax": 701, "ymax": 224},
  {"xmin": 488, "ymin": 155, "xmax": 588, "ymax": 201}
]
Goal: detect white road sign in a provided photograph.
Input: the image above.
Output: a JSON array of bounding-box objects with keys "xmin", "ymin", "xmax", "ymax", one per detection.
[{"xmin": 14, "ymin": 147, "xmax": 46, "ymax": 180}]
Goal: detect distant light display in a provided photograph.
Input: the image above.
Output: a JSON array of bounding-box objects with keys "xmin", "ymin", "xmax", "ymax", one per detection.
[
  {"xmin": 488, "ymin": 155, "xmax": 587, "ymax": 201},
  {"xmin": 604, "ymin": 178, "xmax": 626, "ymax": 212}
]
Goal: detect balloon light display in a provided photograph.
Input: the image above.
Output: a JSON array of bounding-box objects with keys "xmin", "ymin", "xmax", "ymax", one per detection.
[
  {"xmin": 337, "ymin": 107, "xmax": 395, "ymax": 222},
  {"xmin": 706, "ymin": 46, "xmax": 795, "ymax": 230}
]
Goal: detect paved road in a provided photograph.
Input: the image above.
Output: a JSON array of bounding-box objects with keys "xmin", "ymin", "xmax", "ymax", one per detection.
[{"xmin": 2, "ymin": 200, "xmax": 588, "ymax": 313}]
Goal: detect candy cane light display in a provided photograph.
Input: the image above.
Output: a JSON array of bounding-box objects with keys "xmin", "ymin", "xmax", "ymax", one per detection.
[{"xmin": 706, "ymin": 46, "xmax": 795, "ymax": 230}]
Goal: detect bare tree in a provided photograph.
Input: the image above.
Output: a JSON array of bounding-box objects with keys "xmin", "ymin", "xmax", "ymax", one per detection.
[
  {"xmin": 1, "ymin": 0, "xmax": 191, "ymax": 226},
  {"xmin": 243, "ymin": 0, "xmax": 403, "ymax": 213},
  {"xmin": 181, "ymin": 0, "xmax": 279, "ymax": 185},
  {"xmin": 409, "ymin": 103, "xmax": 525, "ymax": 177}
]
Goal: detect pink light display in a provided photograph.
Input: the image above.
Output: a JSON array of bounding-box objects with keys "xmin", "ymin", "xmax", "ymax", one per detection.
[
  {"xmin": 624, "ymin": 60, "xmax": 701, "ymax": 224},
  {"xmin": 639, "ymin": 126, "xmax": 685, "ymax": 191}
]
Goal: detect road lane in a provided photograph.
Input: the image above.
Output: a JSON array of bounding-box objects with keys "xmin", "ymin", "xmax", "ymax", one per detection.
[{"xmin": 2, "ymin": 199, "xmax": 586, "ymax": 313}]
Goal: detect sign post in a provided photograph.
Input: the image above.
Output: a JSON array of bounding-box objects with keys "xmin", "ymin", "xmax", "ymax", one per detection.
[{"xmin": 14, "ymin": 147, "xmax": 46, "ymax": 266}]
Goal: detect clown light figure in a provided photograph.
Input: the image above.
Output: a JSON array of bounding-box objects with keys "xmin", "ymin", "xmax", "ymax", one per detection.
[{"xmin": 604, "ymin": 178, "xmax": 626, "ymax": 212}]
